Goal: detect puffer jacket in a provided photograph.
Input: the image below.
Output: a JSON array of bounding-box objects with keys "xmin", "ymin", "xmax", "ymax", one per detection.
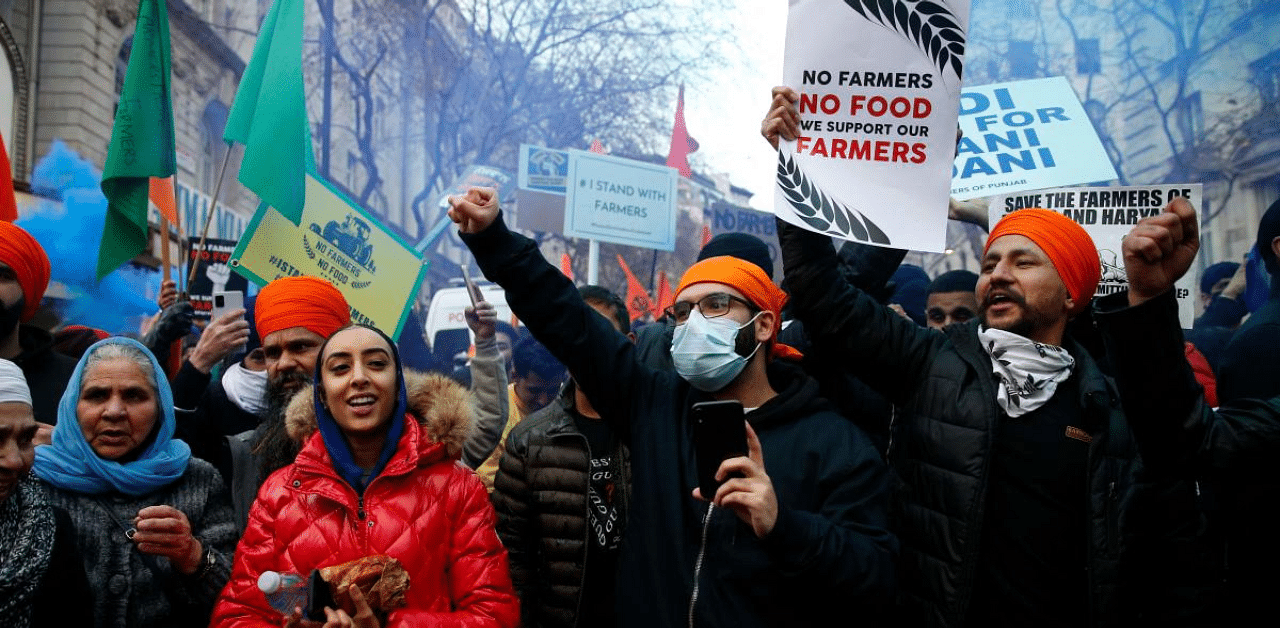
[
  {"xmin": 210, "ymin": 372, "xmax": 520, "ymax": 628},
  {"xmin": 780, "ymin": 221, "xmax": 1223, "ymax": 627},
  {"xmin": 491, "ymin": 384, "xmax": 631, "ymax": 628}
]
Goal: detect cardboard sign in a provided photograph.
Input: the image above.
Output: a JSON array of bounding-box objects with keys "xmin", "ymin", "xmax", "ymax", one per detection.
[
  {"xmin": 230, "ymin": 173, "xmax": 428, "ymax": 337},
  {"xmin": 564, "ymin": 150, "xmax": 678, "ymax": 251},
  {"xmin": 186, "ymin": 237, "xmax": 249, "ymax": 320},
  {"xmin": 775, "ymin": 0, "xmax": 970, "ymax": 252},
  {"xmin": 988, "ymin": 183, "xmax": 1201, "ymax": 328},
  {"xmin": 953, "ymin": 77, "xmax": 1118, "ymax": 200}
]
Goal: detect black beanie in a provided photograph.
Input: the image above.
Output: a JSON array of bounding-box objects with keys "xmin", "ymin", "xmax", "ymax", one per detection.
[
  {"xmin": 1259, "ymin": 198, "xmax": 1280, "ymax": 277},
  {"xmin": 698, "ymin": 232, "xmax": 774, "ymax": 279}
]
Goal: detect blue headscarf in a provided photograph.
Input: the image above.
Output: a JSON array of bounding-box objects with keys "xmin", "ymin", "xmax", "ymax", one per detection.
[
  {"xmin": 34, "ymin": 337, "xmax": 191, "ymax": 496},
  {"xmin": 313, "ymin": 325, "xmax": 408, "ymax": 494}
]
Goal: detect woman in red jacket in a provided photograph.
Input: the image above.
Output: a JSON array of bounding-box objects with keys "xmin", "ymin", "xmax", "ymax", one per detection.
[{"xmin": 212, "ymin": 325, "xmax": 519, "ymax": 628}]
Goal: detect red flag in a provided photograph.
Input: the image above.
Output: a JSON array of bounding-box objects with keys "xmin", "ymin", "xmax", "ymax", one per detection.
[
  {"xmin": 665, "ymin": 84, "xmax": 699, "ymax": 178},
  {"xmin": 616, "ymin": 254, "xmax": 654, "ymax": 322},
  {"xmin": 560, "ymin": 253, "xmax": 575, "ymax": 281},
  {"xmin": 0, "ymin": 131, "xmax": 18, "ymax": 222},
  {"xmin": 652, "ymin": 272, "xmax": 674, "ymax": 319},
  {"xmin": 701, "ymin": 224, "xmax": 713, "ymax": 249},
  {"xmin": 589, "ymin": 138, "xmax": 607, "ymax": 155}
]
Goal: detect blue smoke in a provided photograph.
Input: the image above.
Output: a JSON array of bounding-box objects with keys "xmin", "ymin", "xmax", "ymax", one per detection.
[{"xmin": 17, "ymin": 140, "xmax": 163, "ymax": 334}]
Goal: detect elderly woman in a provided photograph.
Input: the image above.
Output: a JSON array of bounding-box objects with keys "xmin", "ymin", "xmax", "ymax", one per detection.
[
  {"xmin": 0, "ymin": 358, "xmax": 92, "ymax": 627},
  {"xmin": 34, "ymin": 337, "xmax": 236, "ymax": 628},
  {"xmin": 212, "ymin": 324, "xmax": 519, "ymax": 628}
]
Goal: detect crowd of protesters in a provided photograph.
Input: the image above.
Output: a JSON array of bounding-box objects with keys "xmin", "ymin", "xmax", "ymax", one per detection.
[{"xmin": 2, "ymin": 87, "xmax": 1280, "ymax": 628}]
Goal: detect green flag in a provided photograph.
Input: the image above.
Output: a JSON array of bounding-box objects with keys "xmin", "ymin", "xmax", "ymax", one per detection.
[
  {"xmin": 97, "ymin": 0, "xmax": 176, "ymax": 279},
  {"xmin": 224, "ymin": 0, "xmax": 313, "ymax": 225}
]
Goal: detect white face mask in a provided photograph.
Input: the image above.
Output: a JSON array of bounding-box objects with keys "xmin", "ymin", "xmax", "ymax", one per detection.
[
  {"xmin": 222, "ymin": 362, "xmax": 269, "ymax": 416},
  {"xmin": 671, "ymin": 310, "xmax": 762, "ymax": 392}
]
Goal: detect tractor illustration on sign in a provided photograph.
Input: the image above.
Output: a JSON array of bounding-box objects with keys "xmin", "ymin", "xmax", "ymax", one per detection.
[{"xmin": 310, "ymin": 215, "xmax": 377, "ymax": 272}]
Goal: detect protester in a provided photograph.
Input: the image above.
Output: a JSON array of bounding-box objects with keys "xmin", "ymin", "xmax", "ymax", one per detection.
[
  {"xmin": 0, "ymin": 222, "xmax": 75, "ymax": 430},
  {"xmin": 33, "ymin": 337, "xmax": 236, "ymax": 628},
  {"xmin": 0, "ymin": 358, "xmax": 93, "ymax": 627},
  {"xmin": 474, "ymin": 334, "xmax": 567, "ymax": 490},
  {"xmin": 1094, "ymin": 201, "xmax": 1280, "ymax": 626},
  {"xmin": 175, "ymin": 275, "xmax": 350, "ymax": 531},
  {"xmin": 925, "ymin": 270, "xmax": 979, "ymax": 329},
  {"xmin": 211, "ymin": 324, "xmax": 519, "ymax": 627},
  {"xmin": 492, "ymin": 285, "xmax": 635, "ymax": 628},
  {"xmin": 451, "ymin": 187, "xmax": 895, "ymax": 627},
  {"xmin": 460, "ymin": 300, "xmax": 513, "ymax": 469},
  {"xmin": 171, "ymin": 297, "xmax": 257, "ymax": 437},
  {"xmin": 780, "ymin": 198, "xmax": 1223, "ymax": 625},
  {"xmin": 1218, "ymin": 198, "xmax": 1280, "ymax": 402}
]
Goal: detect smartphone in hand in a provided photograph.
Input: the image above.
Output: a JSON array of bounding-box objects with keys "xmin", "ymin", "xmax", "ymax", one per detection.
[
  {"xmin": 211, "ymin": 290, "xmax": 244, "ymax": 322},
  {"xmin": 691, "ymin": 400, "xmax": 748, "ymax": 499},
  {"xmin": 461, "ymin": 265, "xmax": 485, "ymax": 307}
]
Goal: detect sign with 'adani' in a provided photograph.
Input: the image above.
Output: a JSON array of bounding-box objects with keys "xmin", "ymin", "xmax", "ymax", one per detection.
[
  {"xmin": 952, "ymin": 77, "xmax": 1118, "ymax": 200},
  {"xmin": 230, "ymin": 173, "xmax": 428, "ymax": 337}
]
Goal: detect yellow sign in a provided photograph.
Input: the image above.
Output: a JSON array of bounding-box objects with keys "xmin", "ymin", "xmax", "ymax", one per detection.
[{"xmin": 230, "ymin": 173, "xmax": 428, "ymax": 336}]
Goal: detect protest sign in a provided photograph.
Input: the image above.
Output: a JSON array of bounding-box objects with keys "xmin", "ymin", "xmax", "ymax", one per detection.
[
  {"xmin": 703, "ymin": 201, "xmax": 779, "ymax": 281},
  {"xmin": 436, "ymin": 164, "xmax": 516, "ymax": 209},
  {"xmin": 775, "ymin": 0, "xmax": 970, "ymax": 252},
  {"xmin": 230, "ymin": 173, "xmax": 428, "ymax": 337},
  {"xmin": 988, "ymin": 183, "xmax": 1201, "ymax": 328},
  {"xmin": 519, "ymin": 144, "xmax": 570, "ymax": 195},
  {"xmin": 564, "ymin": 150, "xmax": 678, "ymax": 251},
  {"xmin": 953, "ymin": 77, "xmax": 1118, "ymax": 200},
  {"xmin": 186, "ymin": 237, "xmax": 248, "ymax": 320}
]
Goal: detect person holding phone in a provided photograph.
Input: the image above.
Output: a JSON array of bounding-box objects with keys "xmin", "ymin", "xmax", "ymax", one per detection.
[{"xmin": 450, "ymin": 188, "xmax": 895, "ymax": 628}]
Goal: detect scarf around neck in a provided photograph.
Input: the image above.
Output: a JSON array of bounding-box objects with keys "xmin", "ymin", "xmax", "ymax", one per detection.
[
  {"xmin": 0, "ymin": 475, "xmax": 56, "ymax": 628},
  {"xmin": 978, "ymin": 325, "xmax": 1075, "ymax": 418}
]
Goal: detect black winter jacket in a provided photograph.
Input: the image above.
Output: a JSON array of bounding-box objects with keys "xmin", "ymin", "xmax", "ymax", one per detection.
[
  {"xmin": 464, "ymin": 215, "xmax": 896, "ymax": 628},
  {"xmin": 780, "ymin": 221, "xmax": 1222, "ymax": 627},
  {"xmin": 1098, "ymin": 289, "xmax": 1280, "ymax": 625},
  {"xmin": 492, "ymin": 384, "xmax": 631, "ymax": 628}
]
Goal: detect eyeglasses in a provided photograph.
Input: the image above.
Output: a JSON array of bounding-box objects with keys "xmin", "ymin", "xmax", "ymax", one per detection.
[{"xmin": 664, "ymin": 293, "xmax": 755, "ymax": 324}]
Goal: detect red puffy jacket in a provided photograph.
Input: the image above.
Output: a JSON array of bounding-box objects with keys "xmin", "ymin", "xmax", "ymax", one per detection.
[{"xmin": 212, "ymin": 373, "xmax": 519, "ymax": 627}]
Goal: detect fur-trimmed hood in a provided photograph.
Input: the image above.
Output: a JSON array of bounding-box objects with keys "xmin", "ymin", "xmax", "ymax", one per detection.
[{"xmin": 285, "ymin": 370, "xmax": 474, "ymax": 460}]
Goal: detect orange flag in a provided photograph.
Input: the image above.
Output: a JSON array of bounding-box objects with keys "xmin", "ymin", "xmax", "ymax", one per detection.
[
  {"xmin": 149, "ymin": 175, "xmax": 179, "ymax": 225},
  {"xmin": 589, "ymin": 138, "xmax": 607, "ymax": 155},
  {"xmin": 652, "ymin": 271, "xmax": 674, "ymax": 319},
  {"xmin": 616, "ymin": 254, "xmax": 653, "ymax": 322},
  {"xmin": 0, "ymin": 131, "xmax": 18, "ymax": 222},
  {"xmin": 701, "ymin": 224, "xmax": 713, "ymax": 249},
  {"xmin": 560, "ymin": 253, "xmax": 575, "ymax": 281}
]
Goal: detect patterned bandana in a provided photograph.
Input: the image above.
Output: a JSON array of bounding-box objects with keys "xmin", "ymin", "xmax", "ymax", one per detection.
[
  {"xmin": 0, "ymin": 475, "xmax": 56, "ymax": 628},
  {"xmin": 978, "ymin": 325, "xmax": 1075, "ymax": 418}
]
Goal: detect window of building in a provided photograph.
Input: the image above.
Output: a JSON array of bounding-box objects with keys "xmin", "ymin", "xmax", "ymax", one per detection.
[
  {"xmin": 1008, "ymin": 40, "xmax": 1038, "ymax": 78},
  {"xmin": 201, "ymin": 101, "xmax": 230, "ymax": 194}
]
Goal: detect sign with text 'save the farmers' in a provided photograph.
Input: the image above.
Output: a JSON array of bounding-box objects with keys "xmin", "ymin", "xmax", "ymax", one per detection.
[
  {"xmin": 987, "ymin": 183, "xmax": 1201, "ymax": 328},
  {"xmin": 776, "ymin": 0, "xmax": 970, "ymax": 253},
  {"xmin": 952, "ymin": 77, "xmax": 1118, "ymax": 200},
  {"xmin": 229, "ymin": 173, "xmax": 429, "ymax": 337},
  {"xmin": 564, "ymin": 150, "xmax": 678, "ymax": 251}
]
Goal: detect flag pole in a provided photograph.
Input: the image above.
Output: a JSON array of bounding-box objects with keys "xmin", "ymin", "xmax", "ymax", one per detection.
[{"xmin": 185, "ymin": 145, "xmax": 234, "ymax": 292}]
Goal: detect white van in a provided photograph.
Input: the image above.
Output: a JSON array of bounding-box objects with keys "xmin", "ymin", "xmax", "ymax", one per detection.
[{"xmin": 423, "ymin": 283, "xmax": 515, "ymax": 365}]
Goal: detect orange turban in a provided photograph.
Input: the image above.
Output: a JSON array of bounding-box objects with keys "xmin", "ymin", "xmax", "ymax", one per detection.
[
  {"xmin": 676, "ymin": 256, "xmax": 802, "ymax": 361},
  {"xmin": 0, "ymin": 222, "xmax": 51, "ymax": 322},
  {"xmin": 255, "ymin": 276, "xmax": 351, "ymax": 340},
  {"xmin": 986, "ymin": 209, "xmax": 1100, "ymax": 316}
]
